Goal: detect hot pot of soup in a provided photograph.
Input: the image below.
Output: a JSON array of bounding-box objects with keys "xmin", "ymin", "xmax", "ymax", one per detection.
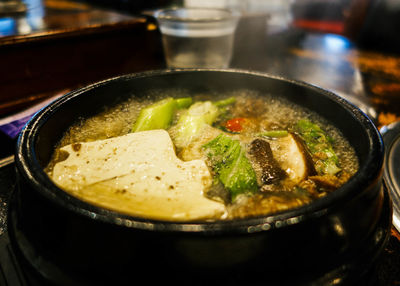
[{"xmin": 10, "ymin": 70, "xmax": 391, "ymax": 285}]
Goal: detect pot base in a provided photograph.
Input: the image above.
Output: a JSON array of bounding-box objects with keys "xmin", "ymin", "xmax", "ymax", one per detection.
[{"xmin": 7, "ymin": 184, "xmax": 392, "ymax": 286}]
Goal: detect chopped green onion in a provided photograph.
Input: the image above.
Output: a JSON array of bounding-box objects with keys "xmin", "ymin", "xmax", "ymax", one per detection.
[{"xmin": 258, "ymin": 130, "xmax": 288, "ymax": 138}]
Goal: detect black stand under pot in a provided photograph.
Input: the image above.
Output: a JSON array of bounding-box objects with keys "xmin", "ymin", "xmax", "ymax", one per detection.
[{"xmin": 9, "ymin": 70, "xmax": 392, "ymax": 285}]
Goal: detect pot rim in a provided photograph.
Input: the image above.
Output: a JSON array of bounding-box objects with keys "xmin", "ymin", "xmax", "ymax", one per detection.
[{"xmin": 15, "ymin": 69, "xmax": 385, "ymax": 234}]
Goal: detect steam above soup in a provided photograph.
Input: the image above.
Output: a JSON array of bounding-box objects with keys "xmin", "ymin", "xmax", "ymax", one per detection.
[{"xmin": 46, "ymin": 90, "xmax": 359, "ymax": 221}]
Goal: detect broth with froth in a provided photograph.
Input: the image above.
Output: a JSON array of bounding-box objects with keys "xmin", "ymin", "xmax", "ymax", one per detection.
[{"xmin": 46, "ymin": 90, "xmax": 359, "ymax": 221}]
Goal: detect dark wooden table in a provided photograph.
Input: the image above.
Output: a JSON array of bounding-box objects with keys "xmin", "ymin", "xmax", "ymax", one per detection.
[
  {"xmin": 0, "ymin": 0, "xmax": 164, "ymax": 116},
  {"xmin": 0, "ymin": 0, "xmax": 399, "ymax": 284}
]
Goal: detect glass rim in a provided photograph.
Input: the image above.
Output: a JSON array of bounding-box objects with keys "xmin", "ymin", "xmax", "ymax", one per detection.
[{"xmin": 155, "ymin": 7, "xmax": 240, "ymax": 23}]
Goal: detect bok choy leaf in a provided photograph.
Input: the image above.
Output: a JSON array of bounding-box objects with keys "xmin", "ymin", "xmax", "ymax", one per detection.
[{"xmin": 203, "ymin": 134, "xmax": 258, "ymax": 201}]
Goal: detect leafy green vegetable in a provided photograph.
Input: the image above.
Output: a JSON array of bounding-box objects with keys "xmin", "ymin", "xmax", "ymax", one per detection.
[
  {"xmin": 175, "ymin": 97, "xmax": 193, "ymax": 109},
  {"xmin": 172, "ymin": 98, "xmax": 236, "ymax": 148},
  {"xmin": 213, "ymin": 97, "xmax": 236, "ymax": 107},
  {"xmin": 131, "ymin": 97, "xmax": 192, "ymax": 132},
  {"xmin": 295, "ymin": 119, "xmax": 341, "ymax": 175},
  {"xmin": 203, "ymin": 134, "xmax": 258, "ymax": 201},
  {"xmin": 172, "ymin": 101, "xmax": 219, "ymax": 148}
]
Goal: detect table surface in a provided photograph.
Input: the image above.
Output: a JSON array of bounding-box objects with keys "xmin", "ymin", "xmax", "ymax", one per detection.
[{"xmin": 0, "ymin": 0, "xmax": 400, "ymax": 284}]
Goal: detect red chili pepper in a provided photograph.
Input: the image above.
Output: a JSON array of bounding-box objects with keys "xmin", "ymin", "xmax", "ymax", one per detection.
[{"xmin": 225, "ymin": 118, "xmax": 247, "ymax": 132}]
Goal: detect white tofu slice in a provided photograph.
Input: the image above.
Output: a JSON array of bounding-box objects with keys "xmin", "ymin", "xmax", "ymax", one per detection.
[
  {"xmin": 50, "ymin": 130, "xmax": 226, "ymax": 221},
  {"xmin": 269, "ymin": 133, "xmax": 310, "ymax": 185}
]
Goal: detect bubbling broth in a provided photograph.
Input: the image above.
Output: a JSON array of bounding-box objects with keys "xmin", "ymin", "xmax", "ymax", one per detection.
[{"xmin": 46, "ymin": 89, "xmax": 359, "ymax": 221}]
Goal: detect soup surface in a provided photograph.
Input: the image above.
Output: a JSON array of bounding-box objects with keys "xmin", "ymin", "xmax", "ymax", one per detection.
[{"xmin": 46, "ymin": 89, "xmax": 359, "ymax": 221}]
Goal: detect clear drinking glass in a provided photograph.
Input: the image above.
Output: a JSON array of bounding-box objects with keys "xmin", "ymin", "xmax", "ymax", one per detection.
[{"xmin": 155, "ymin": 7, "xmax": 240, "ymax": 69}]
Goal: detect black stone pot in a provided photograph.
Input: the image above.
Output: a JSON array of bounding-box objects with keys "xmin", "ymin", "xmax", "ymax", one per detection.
[{"xmin": 10, "ymin": 70, "xmax": 392, "ymax": 286}]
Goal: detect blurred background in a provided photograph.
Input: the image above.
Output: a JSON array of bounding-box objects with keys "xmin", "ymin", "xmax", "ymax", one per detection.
[{"xmin": 1, "ymin": 0, "xmax": 399, "ymax": 53}]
